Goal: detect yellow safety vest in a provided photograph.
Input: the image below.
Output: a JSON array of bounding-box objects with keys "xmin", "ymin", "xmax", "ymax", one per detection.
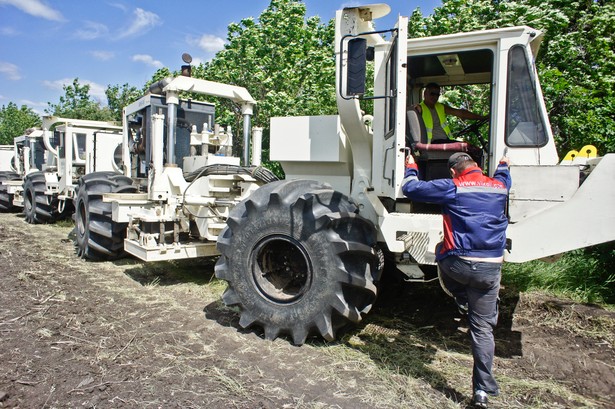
[{"xmin": 420, "ymin": 101, "xmax": 451, "ymax": 142}]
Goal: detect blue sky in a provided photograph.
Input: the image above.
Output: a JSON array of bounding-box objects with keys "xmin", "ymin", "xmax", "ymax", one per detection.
[{"xmin": 0, "ymin": 0, "xmax": 440, "ymax": 115}]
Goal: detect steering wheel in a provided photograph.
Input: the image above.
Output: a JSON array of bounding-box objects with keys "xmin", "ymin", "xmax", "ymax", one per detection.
[
  {"xmin": 455, "ymin": 118, "xmax": 489, "ymax": 151},
  {"xmin": 456, "ymin": 118, "xmax": 489, "ymax": 138}
]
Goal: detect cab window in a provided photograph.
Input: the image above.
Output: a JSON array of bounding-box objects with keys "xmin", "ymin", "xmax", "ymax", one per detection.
[{"xmin": 505, "ymin": 45, "xmax": 548, "ymax": 147}]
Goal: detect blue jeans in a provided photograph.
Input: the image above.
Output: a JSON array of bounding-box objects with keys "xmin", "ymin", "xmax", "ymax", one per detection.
[{"xmin": 438, "ymin": 255, "xmax": 501, "ymax": 396}]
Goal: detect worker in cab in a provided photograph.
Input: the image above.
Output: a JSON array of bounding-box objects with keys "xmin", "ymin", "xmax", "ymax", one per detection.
[{"xmin": 412, "ymin": 82, "xmax": 488, "ymax": 144}]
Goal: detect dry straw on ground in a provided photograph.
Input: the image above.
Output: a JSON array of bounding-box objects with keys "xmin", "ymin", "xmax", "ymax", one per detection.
[{"xmin": 0, "ymin": 212, "xmax": 613, "ymax": 408}]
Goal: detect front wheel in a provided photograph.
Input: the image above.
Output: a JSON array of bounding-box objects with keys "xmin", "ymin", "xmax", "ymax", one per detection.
[
  {"xmin": 74, "ymin": 172, "xmax": 136, "ymax": 261},
  {"xmin": 215, "ymin": 179, "xmax": 382, "ymax": 345},
  {"xmin": 23, "ymin": 172, "xmax": 65, "ymax": 224}
]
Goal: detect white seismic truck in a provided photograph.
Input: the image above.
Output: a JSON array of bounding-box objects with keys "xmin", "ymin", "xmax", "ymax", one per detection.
[
  {"xmin": 0, "ymin": 129, "xmax": 46, "ymax": 212},
  {"xmin": 73, "ymin": 57, "xmax": 276, "ymax": 261},
  {"xmin": 213, "ymin": 3, "xmax": 615, "ymax": 344},
  {"xmin": 0, "ymin": 118, "xmax": 121, "ymax": 219}
]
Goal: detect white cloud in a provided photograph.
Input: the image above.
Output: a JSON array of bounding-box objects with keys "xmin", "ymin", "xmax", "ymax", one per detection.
[
  {"xmin": 190, "ymin": 57, "xmax": 204, "ymax": 66},
  {"xmin": 84, "ymin": 81, "xmax": 107, "ymax": 102},
  {"xmin": 109, "ymin": 2, "xmax": 128, "ymax": 13},
  {"xmin": 0, "ymin": 26, "xmax": 19, "ymax": 36},
  {"xmin": 90, "ymin": 50, "xmax": 115, "ymax": 61},
  {"xmin": 0, "ymin": 61, "xmax": 21, "ymax": 80},
  {"xmin": 74, "ymin": 21, "xmax": 109, "ymax": 40},
  {"xmin": 20, "ymin": 99, "xmax": 46, "ymax": 115},
  {"xmin": 0, "ymin": 0, "xmax": 64, "ymax": 22},
  {"xmin": 43, "ymin": 78, "xmax": 107, "ymax": 102},
  {"xmin": 132, "ymin": 54, "xmax": 163, "ymax": 69},
  {"xmin": 117, "ymin": 8, "xmax": 161, "ymax": 39},
  {"xmin": 42, "ymin": 79, "xmax": 64, "ymax": 91},
  {"xmin": 20, "ymin": 99, "xmax": 47, "ymax": 108},
  {"xmin": 187, "ymin": 34, "xmax": 226, "ymax": 53}
]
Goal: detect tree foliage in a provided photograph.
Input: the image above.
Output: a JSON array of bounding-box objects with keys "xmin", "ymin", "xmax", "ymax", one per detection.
[
  {"xmin": 105, "ymin": 83, "xmax": 142, "ymax": 122},
  {"xmin": 46, "ymin": 78, "xmax": 114, "ymax": 121},
  {"xmin": 144, "ymin": 67, "xmax": 174, "ymax": 91},
  {"xmin": 1, "ymin": 79, "xmax": 140, "ymax": 142},
  {"xmin": 195, "ymin": 0, "xmax": 336, "ymax": 170},
  {"xmin": 0, "ymin": 102, "xmax": 41, "ymax": 144},
  {"xmin": 3, "ymin": 0, "xmax": 612, "ymax": 159},
  {"xmin": 408, "ymin": 0, "xmax": 615, "ymax": 155}
]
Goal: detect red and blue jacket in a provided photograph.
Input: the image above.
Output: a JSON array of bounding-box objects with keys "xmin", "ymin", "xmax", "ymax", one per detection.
[{"xmin": 402, "ymin": 163, "xmax": 512, "ymax": 261}]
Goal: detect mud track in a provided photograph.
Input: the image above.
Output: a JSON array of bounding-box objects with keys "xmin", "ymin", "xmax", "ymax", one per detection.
[{"xmin": 0, "ymin": 212, "xmax": 613, "ymax": 408}]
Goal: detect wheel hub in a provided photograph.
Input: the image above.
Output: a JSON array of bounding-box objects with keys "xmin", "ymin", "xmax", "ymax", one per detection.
[{"xmin": 251, "ymin": 235, "xmax": 312, "ymax": 303}]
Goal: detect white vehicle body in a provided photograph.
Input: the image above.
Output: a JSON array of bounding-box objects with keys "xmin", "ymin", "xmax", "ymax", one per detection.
[
  {"xmin": 18, "ymin": 117, "xmax": 122, "ymax": 220},
  {"xmin": 43, "ymin": 117, "xmax": 123, "ymax": 201},
  {"xmin": 0, "ymin": 145, "xmax": 13, "ymax": 171},
  {"xmin": 74, "ymin": 73, "xmax": 271, "ymax": 262},
  {"xmin": 0, "ymin": 119, "xmax": 122, "ymax": 220},
  {"xmin": 270, "ymin": 4, "xmax": 614, "ymax": 270},
  {"xmin": 212, "ymin": 4, "xmax": 615, "ymax": 345}
]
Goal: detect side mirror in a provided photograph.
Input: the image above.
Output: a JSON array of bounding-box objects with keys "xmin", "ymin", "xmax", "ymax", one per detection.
[
  {"xmin": 345, "ymin": 38, "xmax": 367, "ymax": 97},
  {"xmin": 366, "ymin": 46, "xmax": 375, "ymax": 62}
]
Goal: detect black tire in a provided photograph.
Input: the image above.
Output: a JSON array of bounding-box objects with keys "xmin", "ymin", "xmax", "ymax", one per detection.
[
  {"xmin": 215, "ymin": 179, "xmax": 382, "ymax": 345},
  {"xmin": 23, "ymin": 171, "xmax": 67, "ymax": 224},
  {"xmin": 0, "ymin": 171, "xmax": 21, "ymax": 212},
  {"xmin": 74, "ymin": 172, "xmax": 137, "ymax": 261}
]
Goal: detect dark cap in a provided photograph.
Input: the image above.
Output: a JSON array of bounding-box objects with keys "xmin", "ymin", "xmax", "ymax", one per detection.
[{"xmin": 448, "ymin": 152, "xmax": 472, "ymax": 169}]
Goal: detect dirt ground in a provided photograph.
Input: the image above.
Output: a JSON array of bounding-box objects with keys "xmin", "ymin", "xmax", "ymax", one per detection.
[{"xmin": 0, "ymin": 212, "xmax": 614, "ymax": 409}]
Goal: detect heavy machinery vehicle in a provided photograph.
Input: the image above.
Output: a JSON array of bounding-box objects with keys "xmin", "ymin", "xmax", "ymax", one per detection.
[
  {"xmin": 0, "ymin": 144, "xmax": 19, "ymax": 210},
  {"xmin": 73, "ymin": 60, "xmax": 276, "ymax": 261},
  {"xmin": 0, "ymin": 117, "xmax": 123, "ymax": 222},
  {"xmin": 213, "ymin": 3, "xmax": 615, "ymax": 345},
  {"xmin": 0, "ymin": 127, "xmax": 49, "ymax": 212}
]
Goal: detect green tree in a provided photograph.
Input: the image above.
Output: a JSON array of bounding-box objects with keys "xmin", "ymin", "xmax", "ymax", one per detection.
[
  {"xmin": 46, "ymin": 78, "xmax": 114, "ymax": 121},
  {"xmin": 536, "ymin": 1, "xmax": 615, "ymax": 155},
  {"xmin": 144, "ymin": 67, "xmax": 173, "ymax": 92},
  {"xmin": 197, "ymin": 0, "xmax": 337, "ymax": 171},
  {"xmin": 105, "ymin": 83, "xmax": 142, "ymax": 122},
  {"xmin": 0, "ymin": 102, "xmax": 41, "ymax": 144},
  {"xmin": 408, "ymin": 0, "xmax": 615, "ymax": 156}
]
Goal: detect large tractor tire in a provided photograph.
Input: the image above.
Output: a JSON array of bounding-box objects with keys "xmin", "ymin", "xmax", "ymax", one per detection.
[
  {"xmin": 215, "ymin": 179, "xmax": 383, "ymax": 345},
  {"xmin": 74, "ymin": 172, "xmax": 137, "ymax": 261},
  {"xmin": 23, "ymin": 171, "xmax": 67, "ymax": 224},
  {"xmin": 0, "ymin": 171, "xmax": 21, "ymax": 212}
]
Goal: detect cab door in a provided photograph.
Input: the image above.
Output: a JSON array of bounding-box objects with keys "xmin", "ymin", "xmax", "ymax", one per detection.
[{"xmin": 380, "ymin": 16, "xmax": 408, "ymax": 199}]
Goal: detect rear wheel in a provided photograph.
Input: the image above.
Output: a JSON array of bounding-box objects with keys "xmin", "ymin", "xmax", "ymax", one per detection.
[
  {"xmin": 0, "ymin": 171, "xmax": 21, "ymax": 212},
  {"xmin": 215, "ymin": 179, "xmax": 382, "ymax": 345},
  {"xmin": 74, "ymin": 172, "xmax": 136, "ymax": 261},
  {"xmin": 23, "ymin": 172, "xmax": 65, "ymax": 224}
]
